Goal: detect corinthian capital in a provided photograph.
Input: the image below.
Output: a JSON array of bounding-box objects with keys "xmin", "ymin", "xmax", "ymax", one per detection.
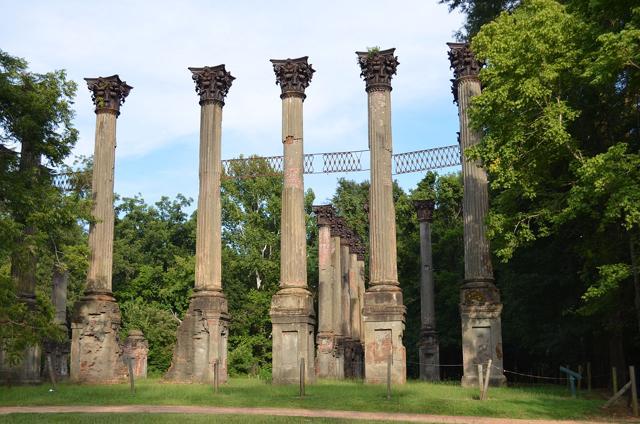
[
  {"xmin": 356, "ymin": 48, "xmax": 399, "ymax": 92},
  {"xmin": 85, "ymin": 75, "xmax": 132, "ymax": 116},
  {"xmin": 270, "ymin": 57, "xmax": 315, "ymax": 99},
  {"xmin": 312, "ymin": 205, "xmax": 336, "ymax": 226},
  {"xmin": 188, "ymin": 65, "xmax": 235, "ymax": 106},
  {"xmin": 447, "ymin": 43, "xmax": 482, "ymax": 104},
  {"xmin": 413, "ymin": 199, "xmax": 435, "ymax": 223}
]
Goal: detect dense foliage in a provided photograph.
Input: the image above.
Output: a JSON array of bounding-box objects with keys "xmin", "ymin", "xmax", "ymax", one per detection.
[
  {"xmin": 0, "ymin": 50, "xmax": 89, "ymax": 364},
  {"xmin": 443, "ymin": 0, "xmax": 640, "ymax": 379}
]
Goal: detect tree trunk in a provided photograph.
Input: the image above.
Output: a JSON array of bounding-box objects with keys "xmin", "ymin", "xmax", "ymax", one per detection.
[{"xmin": 630, "ymin": 233, "xmax": 640, "ymax": 334}]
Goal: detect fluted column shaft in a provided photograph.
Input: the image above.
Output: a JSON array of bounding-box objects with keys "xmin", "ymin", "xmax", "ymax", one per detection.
[
  {"xmin": 331, "ymin": 235, "xmax": 343, "ymax": 337},
  {"xmin": 349, "ymin": 251, "xmax": 361, "ymax": 340},
  {"xmin": 195, "ymin": 101, "xmax": 223, "ymax": 292},
  {"xmin": 86, "ymin": 111, "xmax": 117, "ymax": 293},
  {"xmin": 317, "ymin": 224, "xmax": 333, "ymax": 333},
  {"xmin": 458, "ymin": 77, "xmax": 493, "ymax": 281},
  {"xmin": 280, "ymin": 96, "xmax": 307, "ymax": 289},
  {"xmin": 419, "ymin": 220, "xmax": 436, "ymax": 329},
  {"xmin": 368, "ymin": 89, "xmax": 398, "ymax": 287},
  {"xmin": 340, "ymin": 242, "xmax": 352, "ymax": 337}
]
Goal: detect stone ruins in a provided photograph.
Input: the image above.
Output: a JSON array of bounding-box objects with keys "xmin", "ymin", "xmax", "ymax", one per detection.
[{"xmin": 3, "ymin": 43, "xmax": 505, "ymax": 388}]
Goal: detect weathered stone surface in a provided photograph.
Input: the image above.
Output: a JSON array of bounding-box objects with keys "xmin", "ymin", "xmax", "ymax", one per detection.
[
  {"xmin": 124, "ymin": 329, "xmax": 148, "ymax": 379},
  {"xmin": 188, "ymin": 65, "xmax": 234, "ymax": 106},
  {"xmin": 43, "ymin": 269, "xmax": 70, "ymax": 382},
  {"xmin": 414, "ymin": 200, "xmax": 440, "ymax": 381},
  {"xmin": 166, "ymin": 67, "xmax": 232, "ymax": 384},
  {"xmin": 85, "ymin": 75, "xmax": 132, "ymax": 116},
  {"xmin": 356, "ymin": 48, "xmax": 399, "ymax": 93},
  {"xmin": 270, "ymin": 57, "xmax": 315, "ymax": 99},
  {"xmin": 271, "ymin": 57, "xmax": 316, "ymax": 384},
  {"xmin": 357, "ymin": 48, "xmax": 406, "ymax": 384},
  {"xmin": 71, "ymin": 78, "xmax": 130, "ymax": 383},
  {"xmin": 0, "ymin": 298, "xmax": 41, "ymax": 384},
  {"xmin": 448, "ymin": 43, "xmax": 506, "ymax": 387},
  {"xmin": 313, "ymin": 206, "xmax": 339, "ymax": 378},
  {"xmin": 166, "ymin": 292, "xmax": 229, "ymax": 383},
  {"xmin": 70, "ymin": 293, "xmax": 127, "ymax": 383}
]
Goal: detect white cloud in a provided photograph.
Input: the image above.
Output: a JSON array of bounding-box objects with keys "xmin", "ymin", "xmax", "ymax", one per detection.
[{"xmin": 1, "ymin": 0, "xmax": 463, "ymax": 202}]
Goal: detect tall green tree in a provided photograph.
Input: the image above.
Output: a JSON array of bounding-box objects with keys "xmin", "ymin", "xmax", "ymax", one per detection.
[
  {"xmin": 467, "ymin": 0, "xmax": 640, "ymax": 373},
  {"xmin": 0, "ymin": 50, "xmax": 85, "ymax": 364}
]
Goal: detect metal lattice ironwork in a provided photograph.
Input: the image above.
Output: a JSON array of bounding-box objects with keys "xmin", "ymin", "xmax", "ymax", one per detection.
[
  {"xmin": 392, "ymin": 145, "xmax": 461, "ymax": 175},
  {"xmin": 322, "ymin": 150, "xmax": 366, "ymax": 173},
  {"xmin": 52, "ymin": 173, "xmax": 74, "ymax": 191},
  {"xmin": 52, "ymin": 144, "xmax": 462, "ymax": 188}
]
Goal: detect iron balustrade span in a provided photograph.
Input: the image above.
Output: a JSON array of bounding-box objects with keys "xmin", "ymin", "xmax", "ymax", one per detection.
[
  {"xmin": 220, "ymin": 144, "xmax": 460, "ymax": 179},
  {"xmin": 51, "ymin": 144, "xmax": 461, "ymax": 189}
]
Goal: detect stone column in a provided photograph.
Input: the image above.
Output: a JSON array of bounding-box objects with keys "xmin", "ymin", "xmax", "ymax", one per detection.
[
  {"xmin": 448, "ymin": 43, "xmax": 506, "ymax": 387},
  {"xmin": 355, "ymin": 243, "xmax": 367, "ymax": 351},
  {"xmin": 70, "ymin": 75, "xmax": 131, "ymax": 384},
  {"xmin": 269, "ymin": 57, "xmax": 316, "ymax": 384},
  {"xmin": 330, "ymin": 212, "xmax": 345, "ymax": 378},
  {"xmin": 338, "ymin": 221, "xmax": 354, "ymax": 377},
  {"xmin": 349, "ymin": 235, "xmax": 364, "ymax": 379},
  {"xmin": 313, "ymin": 205, "xmax": 337, "ymax": 378},
  {"xmin": 44, "ymin": 267, "xmax": 70, "ymax": 381},
  {"xmin": 166, "ymin": 65, "xmax": 234, "ymax": 384},
  {"xmin": 414, "ymin": 200, "xmax": 440, "ymax": 381},
  {"xmin": 124, "ymin": 329, "xmax": 149, "ymax": 379},
  {"xmin": 356, "ymin": 48, "xmax": 406, "ymax": 384}
]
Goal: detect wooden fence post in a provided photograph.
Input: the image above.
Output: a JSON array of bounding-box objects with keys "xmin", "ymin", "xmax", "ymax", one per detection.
[
  {"xmin": 478, "ymin": 364, "xmax": 484, "ymax": 400},
  {"xmin": 578, "ymin": 365, "xmax": 583, "ymax": 391},
  {"xmin": 587, "ymin": 362, "xmax": 591, "ymax": 392},
  {"xmin": 299, "ymin": 358, "xmax": 305, "ymax": 398},
  {"xmin": 612, "ymin": 367, "xmax": 618, "ymax": 396},
  {"xmin": 630, "ymin": 365, "xmax": 638, "ymax": 417}
]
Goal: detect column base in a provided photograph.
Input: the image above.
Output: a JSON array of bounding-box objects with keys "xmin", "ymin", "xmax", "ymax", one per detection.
[
  {"xmin": 316, "ymin": 331, "xmax": 345, "ymax": 379},
  {"xmin": 0, "ymin": 345, "xmax": 41, "ymax": 385},
  {"xmin": 165, "ymin": 290, "xmax": 229, "ymax": 384},
  {"xmin": 70, "ymin": 291, "xmax": 127, "ymax": 384},
  {"xmin": 43, "ymin": 327, "xmax": 70, "ymax": 382},
  {"xmin": 270, "ymin": 287, "xmax": 316, "ymax": 385},
  {"xmin": 362, "ymin": 285, "xmax": 406, "ymax": 384},
  {"xmin": 460, "ymin": 279, "xmax": 507, "ymax": 387},
  {"xmin": 419, "ymin": 327, "xmax": 440, "ymax": 381},
  {"xmin": 343, "ymin": 338, "xmax": 364, "ymax": 379}
]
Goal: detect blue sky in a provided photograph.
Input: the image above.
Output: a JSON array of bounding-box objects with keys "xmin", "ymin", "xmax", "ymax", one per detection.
[{"xmin": 1, "ymin": 0, "xmax": 463, "ymax": 207}]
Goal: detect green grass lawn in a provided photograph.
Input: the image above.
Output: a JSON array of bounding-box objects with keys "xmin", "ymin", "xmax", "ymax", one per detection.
[{"xmin": 0, "ymin": 378, "xmax": 607, "ymax": 421}]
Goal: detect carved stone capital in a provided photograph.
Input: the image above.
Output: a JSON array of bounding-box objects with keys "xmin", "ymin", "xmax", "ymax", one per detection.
[
  {"xmin": 356, "ymin": 48, "xmax": 399, "ymax": 93},
  {"xmin": 447, "ymin": 43, "xmax": 482, "ymax": 104},
  {"xmin": 356, "ymin": 243, "xmax": 366, "ymax": 262},
  {"xmin": 85, "ymin": 75, "xmax": 132, "ymax": 116},
  {"xmin": 413, "ymin": 199, "xmax": 435, "ymax": 223},
  {"xmin": 270, "ymin": 57, "xmax": 315, "ymax": 99},
  {"xmin": 312, "ymin": 204, "xmax": 335, "ymax": 227},
  {"xmin": 188, "ymin": 65, "xmax": 235, "ymax": 106},
  {"xmin": 348, "ymin": 231, "xmax": 361, "ymax": 254}
]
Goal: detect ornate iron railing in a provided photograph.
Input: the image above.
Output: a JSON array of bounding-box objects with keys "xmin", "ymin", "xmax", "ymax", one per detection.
[{"xmin": 52, "ymin": 144, "xmax": 462, "ymax": 188}]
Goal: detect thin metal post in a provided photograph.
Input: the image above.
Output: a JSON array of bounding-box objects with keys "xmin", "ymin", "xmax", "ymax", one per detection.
[
  {"xmin": 386, "ymin": 354, "xmax": 392, "ymax": 400},
  {"xmin": 46, "ymin": 355, "xmax": 57, "ymax": 390},
  {"xmin": 127, "ymin": 356, "xmax": 135, "ymax": 394},
  {"xmin": 477, "ymin": 364, "xmax": 484, "ymax": 400},
  {"xmin": 299, "ymin": 358, "xmax": 305, "ymax": 398},
  {"xmin": 613, "ymin": 366, "xmax": 618, "ymax": 396},
  {"xmin": 630, "ymin": 365, "xmax": 638, "ymax": 417},
  {"xmin": 587, "ymin": 362, "xmax": 591, "ymax": 392}
]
